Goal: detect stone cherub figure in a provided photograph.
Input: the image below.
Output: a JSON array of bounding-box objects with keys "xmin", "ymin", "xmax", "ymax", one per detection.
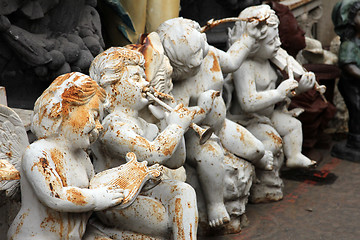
[
  {"xmin": 331, "ymin": 0, "xmax": 360, "ymax": 162},
  {"xmin": 227, "ymin": 5, "xmax": 317, "ymax": 202},
  {"xmin": 156, "ymin": 17, "xmax": 270, "ymax": 229},
  {"xmin": 88, "ymin": 47, "xmax": 199, "ymax": 240},
  {"xmin": 6, "ymin": 72, "xmax": 126, "ymax": 239}
]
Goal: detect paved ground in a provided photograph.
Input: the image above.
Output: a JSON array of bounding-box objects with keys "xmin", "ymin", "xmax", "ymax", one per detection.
[{"xmin": 203, "ymin": 140, "xmax": 360, "ymax": 240}]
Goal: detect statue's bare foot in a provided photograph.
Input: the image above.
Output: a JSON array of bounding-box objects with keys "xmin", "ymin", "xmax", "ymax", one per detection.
[
  {"xmin": 208, "ymin": 203, "xmax": 230, "ymax": 227},
  {"xmin": 286, "ymin": 153, "xmax": 317, "ymax": 168},
  {"xmin": 254, "ymin": 150, "xmax": 274, "ymax": 170}
]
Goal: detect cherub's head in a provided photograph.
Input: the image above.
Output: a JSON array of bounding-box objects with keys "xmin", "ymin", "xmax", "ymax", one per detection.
[
  {"xmin": 345, "ymin": 1, "xmax": 360, "ymax": 40},
  {"xmin": 157, "ymin": 17, "xmax": 209, "ymax": 80},
  {"xmin": 126, "ymin": 32, "xmax": 174, "ymax": 95},
  {"xmin": 32, "ymin": 72, "xmax": 107, "ymax": 147},
  {"xmin": 90, "ymin": 47, "xmax": 149, "ymax": 111},
  {"xmin": 228, "ymin": 5, "xmax": 280, "ymax": 58}
]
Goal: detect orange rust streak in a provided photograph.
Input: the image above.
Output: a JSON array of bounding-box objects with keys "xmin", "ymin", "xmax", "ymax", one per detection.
[
  {"xmin": 265, "ymin": 131, "xmax": 282, "ymax": 146},
  {"xmin": 12, "ymin": 212, "xmax": 29, "ymax": 238},
  {"xmin": 190, "ymin": 223, "xmax": 193, "ymax": 240},
  {"xmin": 31, "ymin": 157, "xmax": 63, "ymax": 198},
  {"xmin": 205, "ymin": 143, "xmax": 217, "ymax": 153},
  {"xmin": 50, "ymin": 148, "xmax": 67, "ymax": 187},
  {"xmin": 209, "ymin": 51, "xmax": 221, "ymax": 72},
  {"xmin": 175, "ymin": 198, "xmax": 185, "ymax": 239},
  {"xmin": 66, "ymin": 188, "xmax": 88, "ymax": 206}
]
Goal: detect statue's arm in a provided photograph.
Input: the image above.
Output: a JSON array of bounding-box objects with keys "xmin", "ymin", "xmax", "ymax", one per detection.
[
  {"xmin": 102, "ymin": 120, "xmax": 186, "ymax": 166},
  {"xmin": 343, "ymin": 63, "xmax": 360, "ymax": 80},
  {"xmin": 22, "ymin": 148, "xmax": 122, "ymax": 212},
  {"xmin": 211, "ymin": 35, "xmax": 254, "ymax": 74},
  {"xmin": 233, "ymin": 63, "xmax": 284, "ymax": 113}
]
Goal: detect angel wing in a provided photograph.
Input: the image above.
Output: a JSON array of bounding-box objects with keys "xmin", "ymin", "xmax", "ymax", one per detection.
[{"xmin": 0, "ymin": 104, "xmax": 29, "ymax": 197}]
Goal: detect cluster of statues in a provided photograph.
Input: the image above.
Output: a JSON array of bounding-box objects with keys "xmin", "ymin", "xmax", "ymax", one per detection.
[{"xmin": 1, "ymin": 4, "xmax": 325, "ymax": 240}]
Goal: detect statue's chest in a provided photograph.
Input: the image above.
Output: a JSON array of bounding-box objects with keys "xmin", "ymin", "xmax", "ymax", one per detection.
[
  {"xmin": 52, "ymin": 154, "xmax": 91, "ymax": 188},
  {"xmin": 254, "ymin": 64, "xmax": 278, "ymax": 91}
]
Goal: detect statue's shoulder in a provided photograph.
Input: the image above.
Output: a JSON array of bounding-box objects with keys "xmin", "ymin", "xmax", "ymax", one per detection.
[
  {"xmin": 23, "ymin": 139, "xmax": 53, "ymax": 162},
  {"xmin": 339, "ymin": 39, "xmax": 360, "ymax": 66},
  {"xmin": 102, "ymin": 112, "xmax": 136, "ymax": 130}
]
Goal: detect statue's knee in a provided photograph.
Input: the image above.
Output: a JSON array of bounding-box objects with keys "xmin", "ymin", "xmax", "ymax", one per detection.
[
  {"xmin": 172, "ymin": 181, "xmax": 197, "ymax": 198},
  {"xmin": 289, "ymin": 117, "xmax": 302, "ymax": 130},
  {"xmin": 250, "ymin": 139, "xmax": 265, "ymax": 160}
]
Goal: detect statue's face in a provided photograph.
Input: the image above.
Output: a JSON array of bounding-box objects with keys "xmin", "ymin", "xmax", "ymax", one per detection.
[
  {"xmin": 60, "ymin": 95, "xmax": 103, "ymax": 149},
  {"xmin": 354, "ymin": 10, "xmax": 360, "ymax": 31},
  {"xmin": 114, "ymin": 65, "xmax": 149, "ymax": 110},
  {"xmin": 257, "ymin": 26, "xmax": 280, "ymax": 60}
]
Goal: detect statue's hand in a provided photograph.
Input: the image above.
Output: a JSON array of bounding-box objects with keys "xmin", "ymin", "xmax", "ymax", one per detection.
[
  {"xmin": 148, "ymin": 104, "xmax": 166, "ymax": 120},
  {"xmin": 93, "ymin": 187, "xmax": 124, "ymax": 211},
  {"xmin": 166, "ymin": 104, "xmax": 196, "ymax": 130},
  {"xmin": 246, "ymin": 20, "xmax": 267, "ymax": 40},
  {"xmin": 197, "ymin": 90, "xmax": 221, "ymax": 114},
  {"xmin": 297, "ymin": 71, "xmax": 316, "ymax": 93},
  {"xmin": 277, "ymin": 79, "xmax": 298, "ymax": 98}
]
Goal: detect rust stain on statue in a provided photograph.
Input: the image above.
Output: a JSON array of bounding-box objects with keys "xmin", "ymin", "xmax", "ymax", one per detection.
[
  {"xmin": 175, "ymin": 198, "xmax": 185, "ymax": 239},
  {"xmin": 151, "ymin": 199, "xmax": 166, "ymax": 222},
  {"xmin": 0, "ymin": 159, "xmax": 20, "ymax": 180},
  {"xmin": 162, "ymin": 141, "xmax": 176, "ymax": 156},
  {"xmin": 266, "ymin": 131, "xmax": 282, "ymax": 146},
  {"xmin": 40, "ymin": 210, "xmax": 64, "ymax": 237},
  {"xmin": 95, "ymin": 237, "xmax": 112, "ymax": 240},
  {"xmin": 50, "ymin": 148, "xmax": 68, "ymax": 187},
  {"xmin": 31, "ymin": 157, "xmax": 49, "ymax": 172},
  {"xmin": 133, "ymin": 135, "xmax": 152, "ymax": 150},
  {"xmin": 5, "ymin": 151, "xmax": 12, "ymax": 158},
  {"xmin": 11, "ymin": 211, "xmax": 29, "ymax": 238},
  {"xmin": 66, "ymin": 188, "xmax": 87, "ymax": 205},
  {"xmin": 205, "ymin": 143, "xmax": 217, "ymax": 153},
  {"xmin": 209, "ymin": 51, "xmax": 221, "ymax": 72},
  {"xmin": 235, "ymin": 125, "xmax": 245, "ymax": 141},
  {"xmin": 32, "ymin": 156, "xmax": 64, "ymax": 198}
]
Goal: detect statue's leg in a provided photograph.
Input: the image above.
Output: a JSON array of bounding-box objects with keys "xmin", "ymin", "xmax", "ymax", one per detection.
[
  {"xmin": 145, "ymin": 179, "xmax": 198, "ymax": 240},
  {"xmin": 246, "ymin": 122, "xmax": 284, "ymax": 203},
  {"xmin": 331, "ymin": 78, "xmax": 360, "ymax": 162},
  {"xmin": 91, "ymin": 193, "xmax": 169, "ymax": 238},
  {"xmin": 88, "ymin": 179, "xmax": 197, "ymax": 240},
  {"xmin": 219, "ymin": 118, "xmax": 265, "ymax": 162},
  {"xmin": 186, "ymin": 133, "xmax": 230, "ymax": 228},
  {"xmin": 271, "ymin": 110, "xmax": 316, "ymax": 168}
]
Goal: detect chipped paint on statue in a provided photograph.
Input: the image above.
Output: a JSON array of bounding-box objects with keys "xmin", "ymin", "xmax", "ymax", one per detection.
[
  {"xmin": 89, "ymin": 47, "xmax": 198, "ymax": 240},
  {"xmin": 7, "ymin": 73, "xmax": 126, "ymax": 240},
  {"xmin": 156, "ymin": 17, "xmax": 268, "ymax": 232},
  {"xmin": 226, "ymin": 5, "xmax": 317, "ymax": 203},
  {"xmin": 0, "ymin": 160, "xmax": 20, "ymax": 181}
]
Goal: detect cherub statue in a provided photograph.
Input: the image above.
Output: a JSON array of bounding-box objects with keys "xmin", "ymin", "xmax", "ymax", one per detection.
[
  {"xmin": 6, "ymin": 72, "xmax": 125, "ymax": 239},
  {"xmin": 331, "ymin": 0, "xmax": 360, "ymax": 162},
  {"xmin": 156, "ymin": 17, "xmax": 268, "ymax": 229},
  {"xmin": 227, "ymin": 5, "xmax": 317, "ymax": 202},
  {"xmin": 88, "ymin": 47, "xmax": 198, "ymax": 240}
]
